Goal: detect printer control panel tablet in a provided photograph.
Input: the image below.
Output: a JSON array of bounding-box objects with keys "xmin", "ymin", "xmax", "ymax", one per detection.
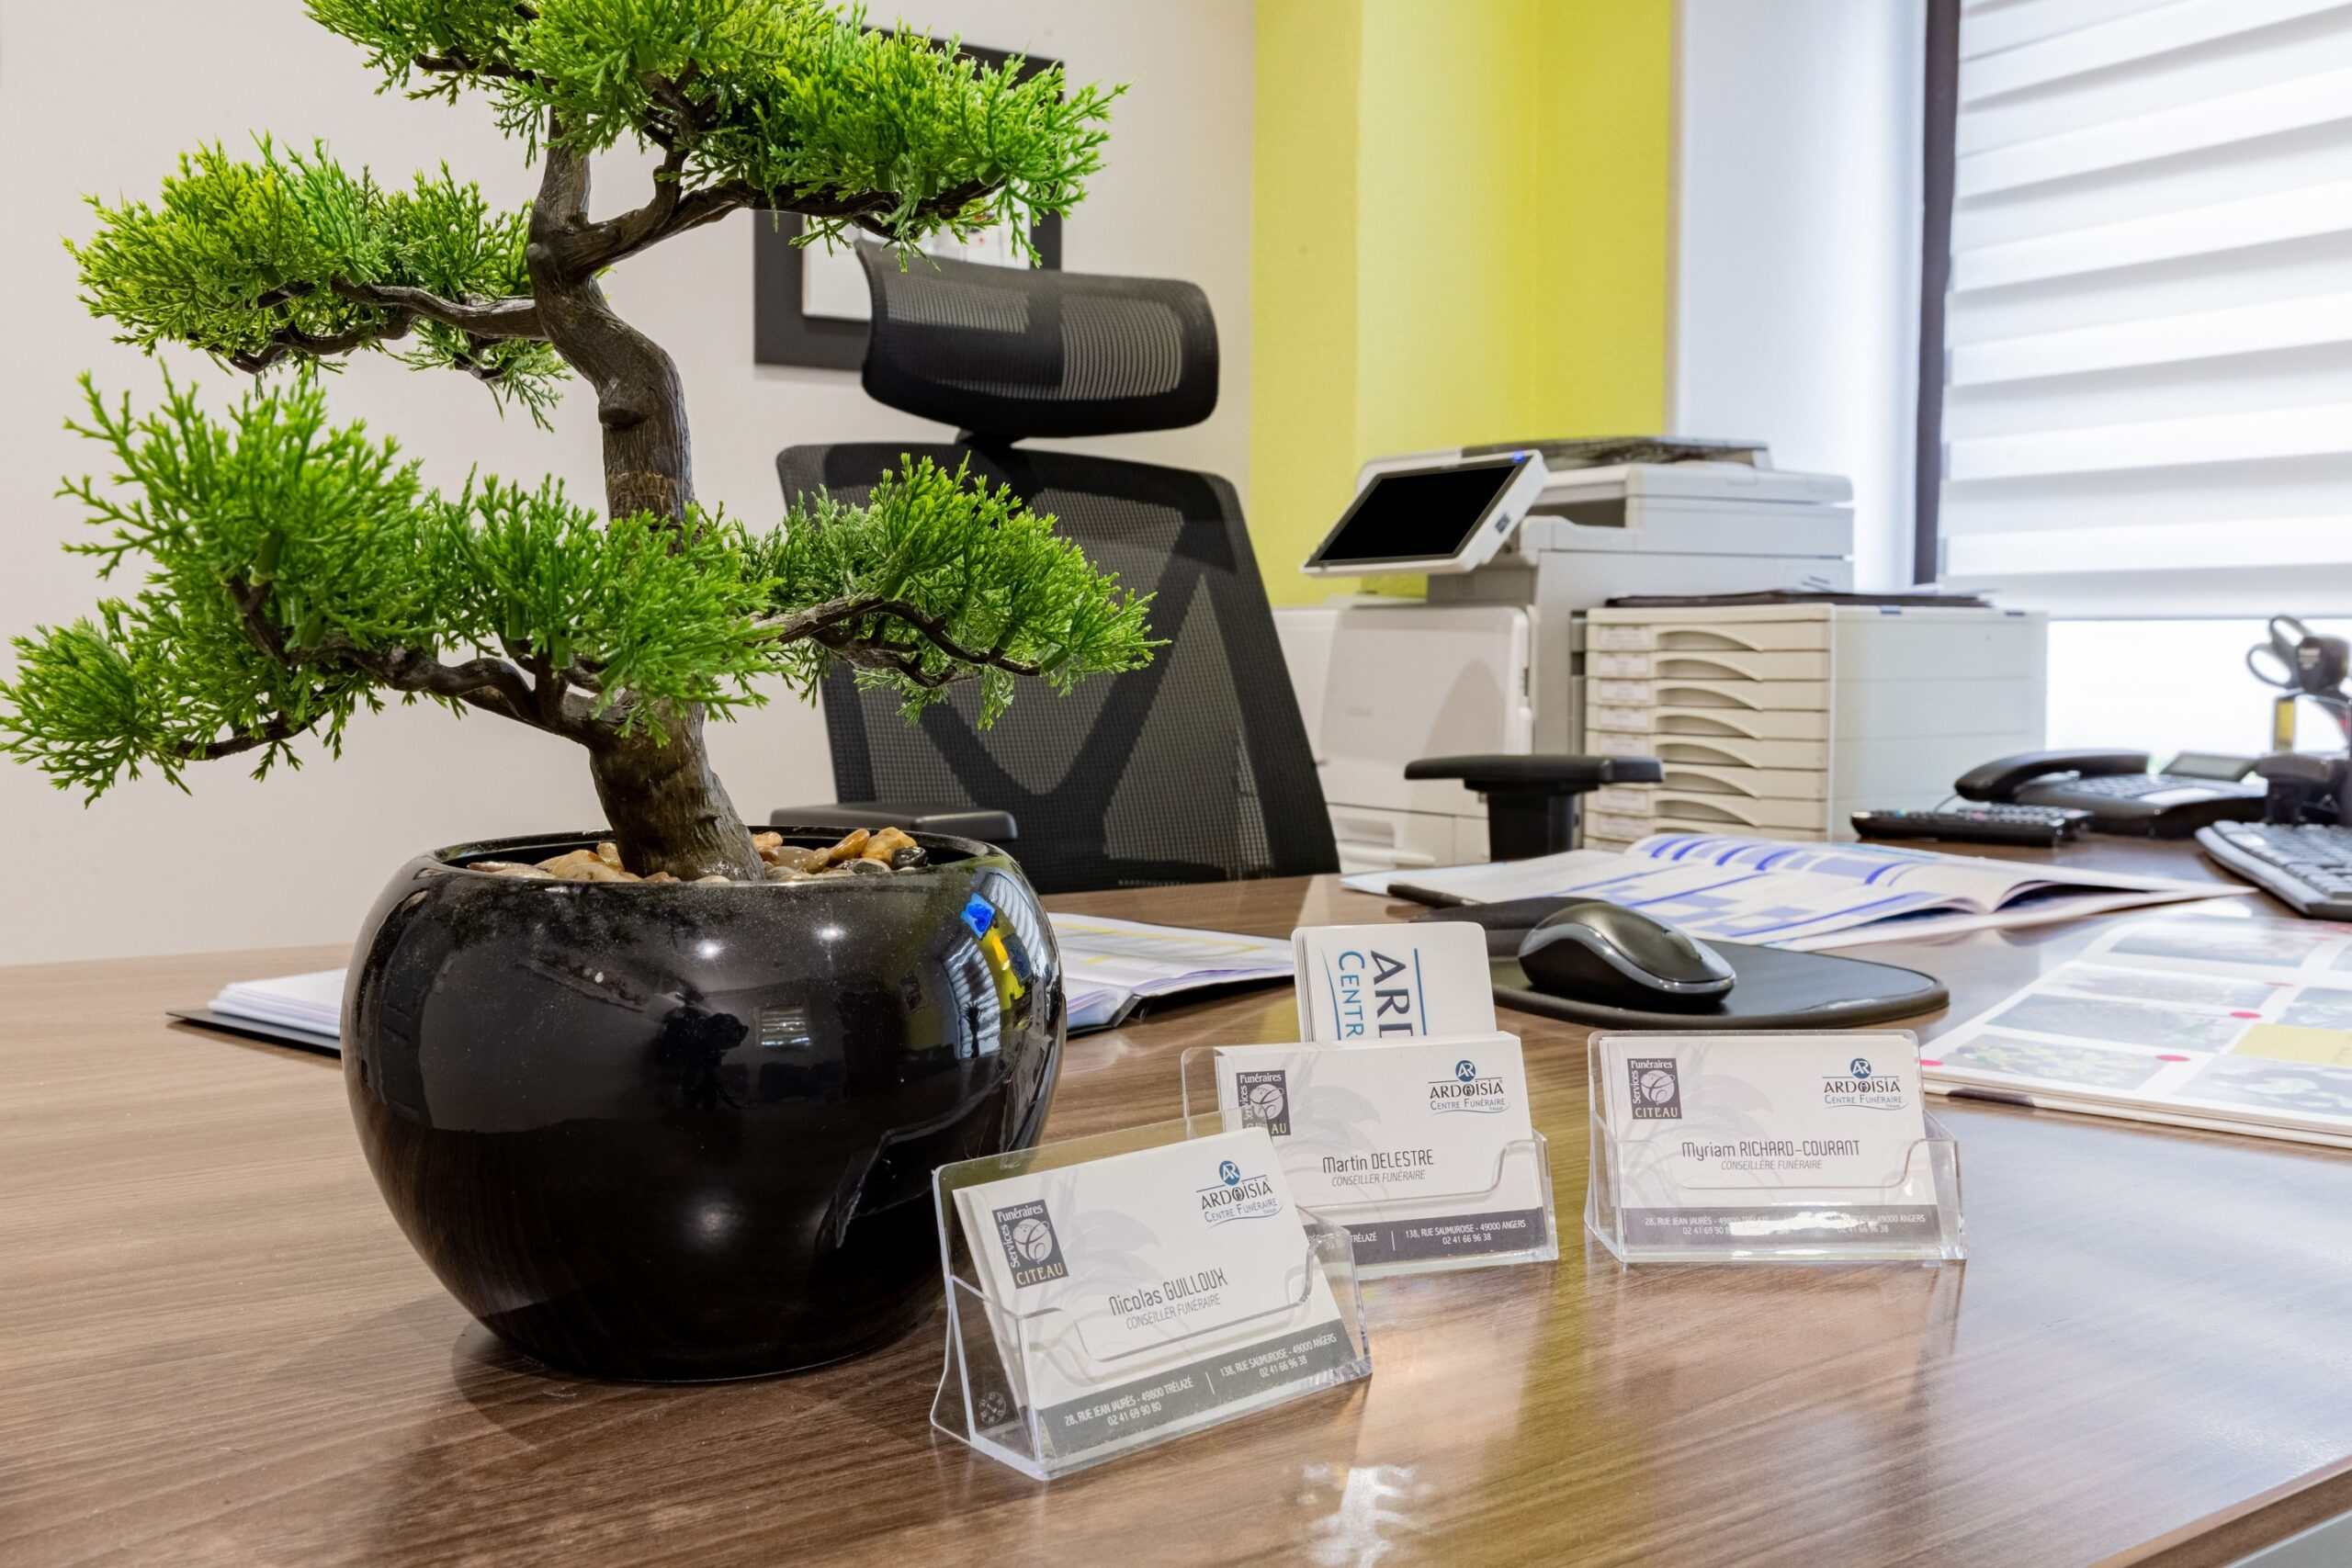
[{"xmin": 1301, "ymin": 452, "xmax": 1549, "ymax": 577}]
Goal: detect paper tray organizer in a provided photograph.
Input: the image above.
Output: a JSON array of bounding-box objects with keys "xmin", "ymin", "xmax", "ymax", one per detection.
[
  {"xmin": 930, "ymin": 1116, "xmax": 1374, "ymax": 1481},
  {"xmin": 1583, "ymin": 1032, "xmax": 1967, "ymax": 1265},
  {"xmin": 1176, "ymin": 1048, "xmax": 1560, "ymax": 1280}
]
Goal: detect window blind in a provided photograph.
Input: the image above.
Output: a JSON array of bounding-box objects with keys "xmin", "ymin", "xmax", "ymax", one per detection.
[{"xmin": 1936, "ymin": 0, "xmax": 2352, "ymax": 614}]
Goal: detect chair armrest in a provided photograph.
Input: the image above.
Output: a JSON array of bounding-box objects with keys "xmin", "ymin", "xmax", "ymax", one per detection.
[
  {"xmin": 1402, "ymin": 753, "xmax": 1661, "ymax": 860},
  {"xmin": 1404, "ymin": 754, "xmax": 1662, "ymax": 791},
  {"xmin": 769, "ymin": 803, "xmax": 1020, "ymax": 843}
]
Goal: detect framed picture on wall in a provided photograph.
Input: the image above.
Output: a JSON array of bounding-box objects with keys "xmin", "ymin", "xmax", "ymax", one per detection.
[{"xmin": 752, "ymin": 40, "xmax": 1065, "ymax": 371}]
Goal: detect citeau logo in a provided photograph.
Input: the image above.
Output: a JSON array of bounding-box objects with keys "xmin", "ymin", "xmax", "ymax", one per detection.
[{"xmin": 989, "ymin": 1198, "xmax": 1069, "ymax": 1287}]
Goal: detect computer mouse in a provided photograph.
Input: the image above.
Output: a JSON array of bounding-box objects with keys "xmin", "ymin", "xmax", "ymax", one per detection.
[{"xmin": 1515, "ymin": 900, "xmax": 1736, "ymax": 1010}]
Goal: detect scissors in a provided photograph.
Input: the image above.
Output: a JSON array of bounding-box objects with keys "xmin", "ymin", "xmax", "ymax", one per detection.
[
  {"xmin": 2249, "ymin": 614, "xmax": 2352, "ymax": 741},
  {"xmin": 2247, "ymin": 615, "xmax": 2321, "ymax": 691}
]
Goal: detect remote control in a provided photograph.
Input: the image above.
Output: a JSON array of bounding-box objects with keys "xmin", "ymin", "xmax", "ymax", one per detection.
[{"xmin": 1850, "ymin": 805, "xmax": 2091, "ymax": 846}]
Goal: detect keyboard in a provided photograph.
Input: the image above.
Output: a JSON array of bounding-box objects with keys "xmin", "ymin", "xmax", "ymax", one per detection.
[{"xmin": 2196, "ymin": 821, "xmax": 2352, "ymax": 919}]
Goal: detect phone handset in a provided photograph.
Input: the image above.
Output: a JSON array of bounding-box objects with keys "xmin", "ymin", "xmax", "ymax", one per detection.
[{"xmin": 1954, "ymin": 750, "xmax": 2151, "ymax": 804}]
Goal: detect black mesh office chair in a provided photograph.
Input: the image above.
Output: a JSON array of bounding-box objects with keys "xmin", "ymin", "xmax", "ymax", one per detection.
[{"xmin": 775, "ymin": 246, "xmax": 1650, "ymax": 894}]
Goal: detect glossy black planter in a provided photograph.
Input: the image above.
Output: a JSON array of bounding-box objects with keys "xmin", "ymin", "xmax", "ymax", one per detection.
[{"xmin": 342, "ymin": 827, "xmax": 1065, "ymax": 1381}]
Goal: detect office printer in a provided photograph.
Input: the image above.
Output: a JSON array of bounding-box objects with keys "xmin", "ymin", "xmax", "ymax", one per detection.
[{"xmin": 1276, "ymin": 446, "xmax": 1856, "ymax": 875}]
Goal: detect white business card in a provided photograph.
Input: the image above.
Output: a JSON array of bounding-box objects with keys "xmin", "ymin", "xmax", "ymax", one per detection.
[
  {"xmin": 1597, "ymin": 1032, "xmax": 1937, "ymax": 1247},
  {"xmin": 949, "ymin": 1127, "xmax": 1356, "ymax": 1462},
  {"xmin": 1292, "ymin": 922, "xmax": 1496, "ymax": 1042},
  {"xmin": 1212, "ymin": 1033, "xmax": 1548, "ymax": 1268}
]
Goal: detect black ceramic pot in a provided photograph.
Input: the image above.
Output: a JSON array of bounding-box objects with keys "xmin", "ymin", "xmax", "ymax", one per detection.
[{"xmin": 342, "ymin": 827, "xmax": 1064, "ymax": 1381}]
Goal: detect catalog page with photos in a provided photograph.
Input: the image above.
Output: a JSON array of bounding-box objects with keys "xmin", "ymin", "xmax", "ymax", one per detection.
[{"xmin": 1925, "ymin": 912, "xmax": 2352, "ymax": 1146}]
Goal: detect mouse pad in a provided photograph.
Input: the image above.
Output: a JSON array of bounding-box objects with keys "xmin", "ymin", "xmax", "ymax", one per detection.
[{"xmin": 1489, "ymin": 941, "xmax": 1948, "ymax": 1031}]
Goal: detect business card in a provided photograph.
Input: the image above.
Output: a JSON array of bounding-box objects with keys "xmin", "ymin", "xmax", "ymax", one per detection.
[
  {"xmin": 1597, "ymin": 1032, "xmax": 1937, "ymax": 1247},
  {"xmin": 1293, "ymin": 922, "xmax": 1496, "ymax": 1042},
  {"xmin": 1213, "ymin": 1033, "xmax": 1547, "ymax": 1268},
  {"xmin": 949, "ymin": 1127, "xmax": 1356, "ymax": 1463}
]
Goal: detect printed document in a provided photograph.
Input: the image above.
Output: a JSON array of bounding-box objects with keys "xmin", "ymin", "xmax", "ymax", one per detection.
[{"xmin": 1342, "ymin": 832, "xmax": 2241, "ymax": 950}]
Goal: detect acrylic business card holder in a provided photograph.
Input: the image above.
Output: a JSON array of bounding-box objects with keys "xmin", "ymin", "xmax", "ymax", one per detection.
[
  {"xmin": 928, "ymin": 1116, "xmax": 1374, "ymax": 1481},
  {"xmin": 1176, "ymin": 1047, "xmax": 1560, "ymax": 1278},
  {"xmin": 1583, "ymin": 1032, "xmax": 1967, "ymax": 1265}
]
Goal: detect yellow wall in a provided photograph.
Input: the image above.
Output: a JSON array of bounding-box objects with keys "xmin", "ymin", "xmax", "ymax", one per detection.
[
  {"xmin": 1250, "ymin": 0, "xmax": 1675, "ymax": 605},
  {"xmin": 1250, "ymin": 0, "xmax": 1364, "ymax": 611}
]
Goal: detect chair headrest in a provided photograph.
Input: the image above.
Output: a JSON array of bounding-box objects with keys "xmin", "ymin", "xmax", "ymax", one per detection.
[{"xmin": 856, "ymin": 244, "xmax": 1218, "ymax": 442}]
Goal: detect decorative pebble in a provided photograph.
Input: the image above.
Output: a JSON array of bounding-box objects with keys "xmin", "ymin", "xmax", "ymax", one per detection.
[
  {"xmin": 515, "ymin": 827, "xmax": 927, "ymax": 885},
  {"xmin": 537, "ymin": 849, "xmax": 639, "ymax": 883},
  {"xmin": 820, "ymin": 828, "xmax": 872, "ymax": 866},
  {"xmin": 862, "ymin": 826, "xmax": 917, "ymax": 863}
]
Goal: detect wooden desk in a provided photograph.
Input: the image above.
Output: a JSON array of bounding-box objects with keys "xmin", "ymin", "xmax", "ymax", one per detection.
[{"xmin": 5, "ymin": 842, "xmax": 2351, "ymax": 1567}]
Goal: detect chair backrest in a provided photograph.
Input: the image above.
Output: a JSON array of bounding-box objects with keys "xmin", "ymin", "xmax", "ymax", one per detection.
[{"xmin": 776, "ymin": 249, "xmax": 1337, "ymax": 896}]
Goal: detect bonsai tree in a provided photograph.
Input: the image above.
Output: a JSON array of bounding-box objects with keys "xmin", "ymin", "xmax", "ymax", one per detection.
[{"xmin": 0, "ymin": 1, "xmax": 1152, "ymax": 882}]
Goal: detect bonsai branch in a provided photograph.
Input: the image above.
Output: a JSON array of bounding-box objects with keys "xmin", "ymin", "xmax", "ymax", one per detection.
[
  {"xmin": 758, "ymin": 596, "xmax": 1042, "ymax": 680},
  {"xmin": 225, "ymin": 574, "xmax": 612, "ymax": 743},
  {"xmin": 164, "ymin": 711, "xmax": 311, "ymax": 761},
  {"xmin": 412, "ymin": 50, "xmax": 531, "ymax": 84},
  {"xmin": 564, "ymin": 174, "xmax": 997, "ymax": 276},
  {"xmin": 406, "ymin": 6, "xmax": 540, "ymax": 85},
  {"xmin": 561, "ymin": 140, "xmax": 692, "ymax": 271},
  {"xmin": 332, "ymin": 282, "xmax": 544, "ymax": 337},
  {"xmin": 228, "ymin": 282, "xmax": 544, "ymax": 376},
  {"xmin": 231, "ymin": 315, "xmax": 411, "ymax": 373}
]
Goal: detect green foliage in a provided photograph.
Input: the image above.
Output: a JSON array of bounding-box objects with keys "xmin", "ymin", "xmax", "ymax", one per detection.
[
  {"xmin": 433, "ymin": 479, "xmax": 778, "ymax": 725},
  {"xmin": 71, "ymin": 140, "xmax": 565, "ymax": 421},
  {"xmin": 311, "ymin": 0, "xmax": 1119, "ymax": 254},
  {"xmin": 752, "ymin": 457, "xmax": 1158, "ymax": 725},
  {"xmin": 3, "ymin": 378, "xmax": 1157, "ymax": 800},
  {"xmin": 17, "ymin": 3, "xmax": 1150, "ymax": 830},
  {"xmin": 3, "ymin": 373, "xmax": 438, "ymax": 796}
]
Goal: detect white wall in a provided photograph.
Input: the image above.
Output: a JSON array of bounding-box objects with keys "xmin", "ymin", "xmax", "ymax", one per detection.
[
  {"xmin": 0, "ymin": 0, "xmax": 1252, "ymax": 964},
  {"xmin": 1670, "ymin": 0, "xmax": 1926, "ymax": 591}
]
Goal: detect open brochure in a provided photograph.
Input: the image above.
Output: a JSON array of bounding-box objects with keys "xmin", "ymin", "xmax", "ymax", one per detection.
[
  {"xmin": 190, "ymin": 914, "xmax": 1294, "ymax": 1048},
  {"xmin": 1926, "ymin": 910, "xmax": 2352, "ymax": 1148},
  {"xmin": 1048, "ymin": 914, "xmax": 1295, "ymax": 1032},
  {"xmin": 1340, "ymin": 832, "xmax": 2244, "ymax": 951}
]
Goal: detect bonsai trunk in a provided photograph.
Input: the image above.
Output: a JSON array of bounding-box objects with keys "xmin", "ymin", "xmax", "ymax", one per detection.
[
  {"xmin": 588, "ymin": 708, "xmax": 763, "ymax": 881},
  {"xmin": 528, "ymin": 139, "xmax": 765, "ymax": 882}
]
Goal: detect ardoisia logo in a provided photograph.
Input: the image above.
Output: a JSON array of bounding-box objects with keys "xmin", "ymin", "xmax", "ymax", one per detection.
[
  {"xmin": 1628, "ymin": 1056, "xmax": 1682, "ymax": 1120},
  {"xmin": 1822, "ymin": 1054, "xmax": 1907, "ymax": 1111},
  {"xmin": 1196, "ymin": 1158, "xmax": 1280, "ymax": 1226},
  {"xmin": 1427, "ymin": 1056, "xmax": 1508, "ymax": 1114},
  {"xmin": 989, "ymin": 1198, "xmax": 1068, "ymax": 1287},
  {"xmin": 1236, "ymin": 1069, "xmax": 1291, "ymax": 1136}
]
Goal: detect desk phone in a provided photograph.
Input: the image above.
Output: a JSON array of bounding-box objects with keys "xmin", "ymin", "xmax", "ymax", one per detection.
[{"xmin": 1953, "ymin": 749, "xmax": 2264, "ymax": 838}]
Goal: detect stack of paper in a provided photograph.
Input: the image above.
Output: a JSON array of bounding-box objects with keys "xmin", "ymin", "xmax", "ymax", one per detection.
[
  {"xmin": 198, "ymin": 915, "xmax": 1292, "ymax": 1047},
  {"xmin": 1927, "ymin": 911, "xmax": 2352, "ymax": 1148},
  {"xmin": 1342, "ymin": 832, "xmax": 2244, "ymax": 950},
  {"xmin": 206, "ymin": 969, "xmax": 344, "ymax": 1042}
]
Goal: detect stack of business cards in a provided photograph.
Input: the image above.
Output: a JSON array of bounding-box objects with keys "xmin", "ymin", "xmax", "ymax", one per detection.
[
  {"xmin": 948, "ymin": 1127, "xmax": 1359, "ymax": 1465},
  {"xmin": 1594, "ymin": 1032, "xmax": 1939, "ymax": 1248},
  {"xmin": 1292, "ymin": 922, "xmax": 1496, "ymax": 1042},
  {"xmin": 1210, "ymin": 1033, "xmax": 1549, "ymax": 1269}
]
